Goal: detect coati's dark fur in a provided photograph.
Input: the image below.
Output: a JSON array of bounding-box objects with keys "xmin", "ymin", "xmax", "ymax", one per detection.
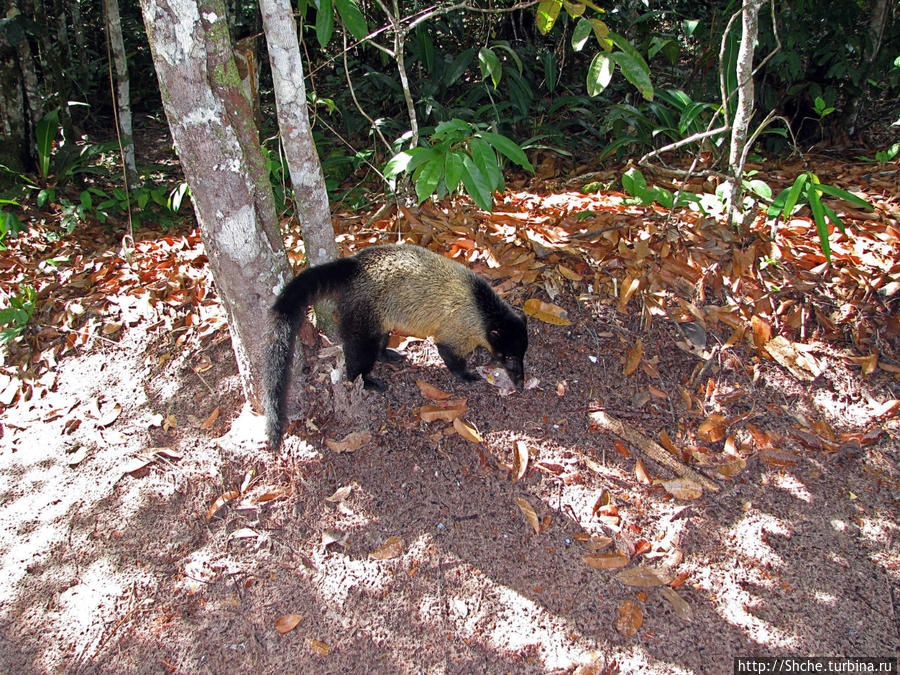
[{"xmin": 264, "ymin": 244, "xmax": 528, "ymax": 451}]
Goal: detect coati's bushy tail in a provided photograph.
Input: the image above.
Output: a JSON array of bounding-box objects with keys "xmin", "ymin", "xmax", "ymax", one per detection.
[{"xmin": 264, "ymin": 257, "xmax": 357, "ymax": 451}]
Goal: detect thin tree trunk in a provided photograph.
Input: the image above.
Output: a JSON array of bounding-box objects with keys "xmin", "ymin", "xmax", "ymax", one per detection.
[
  {"xmin": 258, "ymin": 0, "xmax": 336, "ymax": 269},
  {"xmin": 139, "ymin": 0, "xmax": 292, "ymax": 408},
  {"xmin": 726, "ymin": 0, "xmax": 764, "ymax": 228},
  {"xmin": 845, "ymin": 0, "xmax": 893, "ymax": 135},
  {"xmin": 104, "ymin": 0, "xmax": 138, "ymax": 188}
]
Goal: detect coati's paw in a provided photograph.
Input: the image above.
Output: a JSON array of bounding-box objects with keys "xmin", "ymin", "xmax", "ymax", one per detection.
[
  {"xmin": 379, "ymin": 348, "xmax": 406, "ymax": 364},
  {"xmin": 362, "ymin": 375, "xmax": 387, "ymax": 391},
  {"xmin": 460, "ymin": 369, "xmax": 481, "ymax": 382}
]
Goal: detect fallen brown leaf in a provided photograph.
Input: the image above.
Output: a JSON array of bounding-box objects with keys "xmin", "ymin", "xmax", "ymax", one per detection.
[{"xmin": 274, "ymin": 614, "xmax": 303, "ymax": 634}]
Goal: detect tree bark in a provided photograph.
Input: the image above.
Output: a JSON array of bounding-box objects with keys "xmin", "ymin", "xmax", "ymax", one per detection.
[
  {"xmin": 139, "ymin": 0, "xmax": 293, "ymax": 409},
  {"xmin": 0, "ymin": 13, "xmax": 28, "ymax": 173},
  {"xmin": 258, "ymin": 0, "xmax": 336, "ymax": 269},
  {"xmin": 725, "ymin": 0, "xmax": 764, "ymax": 228},
  {"xmin": 104, "ymin": 0, "xmax": 138, "ymax": 188},
  {"xmin": 845, "ymin": 0, "xmax": 893, "ymax": 135}
]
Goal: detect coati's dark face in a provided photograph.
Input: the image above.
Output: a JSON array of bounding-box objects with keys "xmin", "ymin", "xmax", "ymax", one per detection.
[{"xmin": 488, "ymin": 313, "xmax": 528, "ymax": 388}]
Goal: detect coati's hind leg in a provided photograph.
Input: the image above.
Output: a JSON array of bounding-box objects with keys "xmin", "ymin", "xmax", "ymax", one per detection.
[
  {"xmin": 437, "ymin": 343, "xmax": 480, "ymax": 382},
  {"xmin": 340, "ymin": 304, "xmax": 388, "ymax": 390},
  {"xmin": 344, "ymin": 336, "xmax": 385, "ymax": 390}
]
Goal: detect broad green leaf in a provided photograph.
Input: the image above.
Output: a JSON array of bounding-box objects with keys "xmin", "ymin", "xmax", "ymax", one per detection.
[
  {"xmin": 316, "ymin": 0, "xmax": 334, "ymax": 47},
  {"xmin": 590, "ymin": 18, "xmax": 609, "ymax": 40},
  {"xmin": 460, "ymin": 154, "xmax": 493, "ymax": 211},
  {"xmin": 820, "ymin": 201, "xmax": 846, "ymax": 235},
  {"xmin": 36, "ymin": 110, "xmax": 59, "ymax": 179},
  {"xmin": 491, "ymin": 41, "xmax": 523, "ymax": 74},
  {"xmin": 479, "ymin": 131, "xmax": 534, "ymax": 171},
  {"xmin": 622, "ymin": 167, "xmax": 646, "ymax": 194},
  {"xmin": 536, "ymin": 0, "xmax": 562, "ymax": 34},
  {"xmin": 469, "ymin": 137, "xmax": 503, "ymax": 192},
  {"xmin": 608, "ymin": 32, "xmax": 650, "ymax": 75},
  {"xmin": 444, "ymin": 151, "xmax": 465, "ymax": 192},
  {"xmin": 782, "ymin": 172, "xmax": 809, "ymax": 219},
  {"xmin": 334, "ymin": 0, "xmax": 368, "ymax": 40},
  {"xmin": 563, "ymin": 1, "xmax": 585, "ymax": 18},
  {"xmin": 586, "ymin": 52, "xmax": 614, "ymax": 96},
  {"xmin": 813, "ymin": 183, "xmax": 873, "ymax": 210},
  {"xmin": 414, "ymin": 157, "xmax": 444, "ymax": 204},
  {"xmin": 433, "ymin": 118, "xmax": 472, "ymax": 141},
  {"xmin": 542, "ymin": 51, "xmax": 558, "ymax": 92},
  {"xmin": 808, "ymin": 185, "xmax": 830, "ymax": 262},
  {"xmin": 744, "ymin": 179, "xmax": 772, "ymax": 199},
  {"xmin": 478, "ymin": 47, "xmax": 502, "ymax": 88},
  {"xmin": 612, "ymin": 51, "xmax": 653, "ymax": 100},
  {"xmin": 384, "ymin": 148, "xmax": 435, "ymax": 178},
  {"xmin": 442, "ymin": 48, "xmax": 476, "ymax": 88},
  {"xmin": 572, "ymin": 18, "xmax": 593, "ymax": 51}
]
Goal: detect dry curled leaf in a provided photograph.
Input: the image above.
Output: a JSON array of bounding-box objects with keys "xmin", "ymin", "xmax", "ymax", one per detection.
[
  {"xmin": 614, "ymin": 566, "xmax": 668, "ymax": 588},
  {"xmin": 582, "ymin": 553, "xmax": 630, "ymax": 569},
  {"xmin": 453, "ymin": 417, "xmax": 483, "ymax": 443},
  {"xmin": 306, "ymin": 638, "xmax": 331, "ymax": 656},
  {"xmin": 615, "ymin": 599, "xmax": 643, "ymax": 636},
  {"xmin": 200, "ymin": 406, "xmax": 220, "ymax": 430},
  {"xmin": 659, "ymin": 586, "xmax": 693, "ymax": 622},
  {"xmin": 523, "ymin": 298, "xmax": 572, "ymax": 325},
  {"xmin": 623, "ymin": 338, "xmax": 643, "ymax": 376},
  {"xmin": 369, "ymin": 536, "xmax": 405, "ymax": 560},
  {"xmin": 416, "ymin": 379, "xmax": 452, "ymax": 400},
  {"xmin": 274, "ymin": 614, "xmax": 304, "ymax": 634},
  {"xmin": 634, "ymin": 458, "xmax": 651, "ymax": 484},
  {"xmin": 515, "ymin": 496, "xmax": 540, "ymax": 534},
  {"xmin": 419, "ymin": 403, "xmax": 466, "ymax": 423},
  {"xmin": 511, "ymin": 440, "xmax": 529, "ymax": 482},
  {"xmin": 658, "ymin": 478, "xmax": 703, "ymax": 500},
  {"xmin": 325, "ymin": 485, "xmax": 352, "ymax": 503},
  {"xmin": 206, "ymin": 489, "xmax": 240, "ymax": 521},
  {"xmin": 325, "ymin": 430, "xmax": 372, "ymax": 453},
  {"xmin": 697, "ymin": 414, "xmax": 726, "ymax": 443}
]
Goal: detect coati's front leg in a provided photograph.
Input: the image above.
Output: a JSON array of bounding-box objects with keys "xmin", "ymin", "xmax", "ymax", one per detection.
[
  {"xmin": 376, "ymin": 333, "xmax": 406, "ymax": 364},
  {"xmin": 344, "ymin": 336, "xmax": 385, "ymax": 390},
  {"xmin": 437, "ymin": 343, "xmax": 480, "ymax": 383}
]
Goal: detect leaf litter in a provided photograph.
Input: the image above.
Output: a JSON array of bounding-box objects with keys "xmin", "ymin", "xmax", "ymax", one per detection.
[{"xmin": 0, "ymin": 149, "xmax": 897, "ymax": 672}]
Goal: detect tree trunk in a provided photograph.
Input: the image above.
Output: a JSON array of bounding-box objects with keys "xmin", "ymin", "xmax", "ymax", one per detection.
[
  {"xmin": 845, "ymin": 0, "xmax": 893, "ymax": 135},
  {"xmin": 139, "ymin": 0, "xmax": 293, "ymax": 409},
  {"xmin": 104, "ymin": 0, "xmax": 138, "ymax": 188},
  {"xmin": 258, "ymin": 0, "xmax": 337, "ymax": 269},
  {"xmin": 0, "ymin": 14, "xmax": 29, "ymax": 174},
  {"xmin": 725, "ymin": 0, "xmax": 764, "ymax": 228}
]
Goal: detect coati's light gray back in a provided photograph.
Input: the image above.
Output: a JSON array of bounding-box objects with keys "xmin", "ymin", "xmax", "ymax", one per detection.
[{"xmin": 347, "ymin": 246, "xmax": 488, "ymax": 355}]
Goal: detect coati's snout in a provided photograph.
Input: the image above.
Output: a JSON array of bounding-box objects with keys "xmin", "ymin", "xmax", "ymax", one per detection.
[{"xmin": 501, "ymin": 353, "xmax": 525, "ymax": 389}]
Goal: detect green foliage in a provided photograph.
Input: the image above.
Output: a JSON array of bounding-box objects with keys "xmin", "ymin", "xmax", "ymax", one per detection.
[
  {"xmin": 0, "ymin": 199, "xmax": 23, "ymax": 250},
  {"xmin": 620, "ymin": 167, "xmax": 700, "ymax": 210},
  {"xmin": 0, "ymin": 284, "xmax": 36, "ymax": 346},
  {"xmin": 598, "ymin": 89, "xmax": 720, "ymax": 160},
  {"xmin": 384, "ymin": 120, "xmax": 534, "ymax": 211},
  {"xmin": 858, "ymin": 142, "xmax": 900, "ymax": 163},
  {"xmin": 34, "ymin": 109, "xmax": 113, "ymax": 188},
  {"xmin": 767, "ymin": 172, "xmax": 874, "ymax": 262}
]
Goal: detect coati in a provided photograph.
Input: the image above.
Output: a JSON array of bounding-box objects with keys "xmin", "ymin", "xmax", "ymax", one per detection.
[{"xmin": 264, "ymin": 244, "xmax": 528, "ymax": 451}]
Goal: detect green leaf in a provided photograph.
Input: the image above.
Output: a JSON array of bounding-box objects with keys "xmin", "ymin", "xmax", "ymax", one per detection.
[
  {"xmin": 316, "ymin": 0, "xmax": 334, "ymax": 47},
  {"xmin": 820, "ymin": 200, "xmax": 846, "ymax": 235},
  {"xmin": 813, "ymin": 183, "xmax": 873, "ymax": 210},
  {"xmin": 536, "ymin": 0, "xmax": 562, "ymax": 34},
  {"xmin": 479, "ymin": 131, "xmax": 534, "ymax": 171},
  {"xmin": 572, "ymin": 18, "xmax": 593, "ymax": 51},
  {"xmin": 384, "ymin": 148, "xmax": 436, "ymax": 179},
  {"xmin": 744, "ymin": 179, "xmax": 772, "ymax": 199},
  {"xmin": 586, "ymin": 52, "xmax": 614, "ymax": 96},
  {"xmin": 334, "ymin": 0, "xmax": 368, "ymax": 40},
  {"xmin": 491, "ymin": 41, "xmax": 523, "ymax": 74},
  {"xmin": 444, "ymin": 151, "xmax": 465, "ymax": 193},
  {"xmin": 808, "ymin": 185, "xmax": 830, "ymax": 262},
  {"xmin": 414, "ymin": 157, "xmax": 444, "ymax": 204},
  {"xmin": 589, "ymin": 18, "xmax": 609, "ymax": 41},
  {"xmin": 36, "ymin": 109, "xmax": 59, "ymax": 179},
  {"xmin": 469, "ymin": 137, "xmax": 503, "ymax": 192},
  {"xmin": 478, "ymin": 47, "xmax": 502, "ymax": 88},
  {"xmin": 443, "ymin": 48, "xmax": 476, "ymax": 88},
  {"xmin": 612, "ymin": 51, "xmax": 653, "ymax": 100},
  {"xmin": 460, "ymin": 154, "xmax": 493, "ymax": 211},
  {"xmin": 782, "ymin": 172, "xmax": 809, "ymax": 219},
  {"xmin": 622, "ymin": 167, "xmax": 646, "ymax": 195},
  {"xmin": 542, "ymin": 51, "xmax": 558, "ymax": 92}
]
